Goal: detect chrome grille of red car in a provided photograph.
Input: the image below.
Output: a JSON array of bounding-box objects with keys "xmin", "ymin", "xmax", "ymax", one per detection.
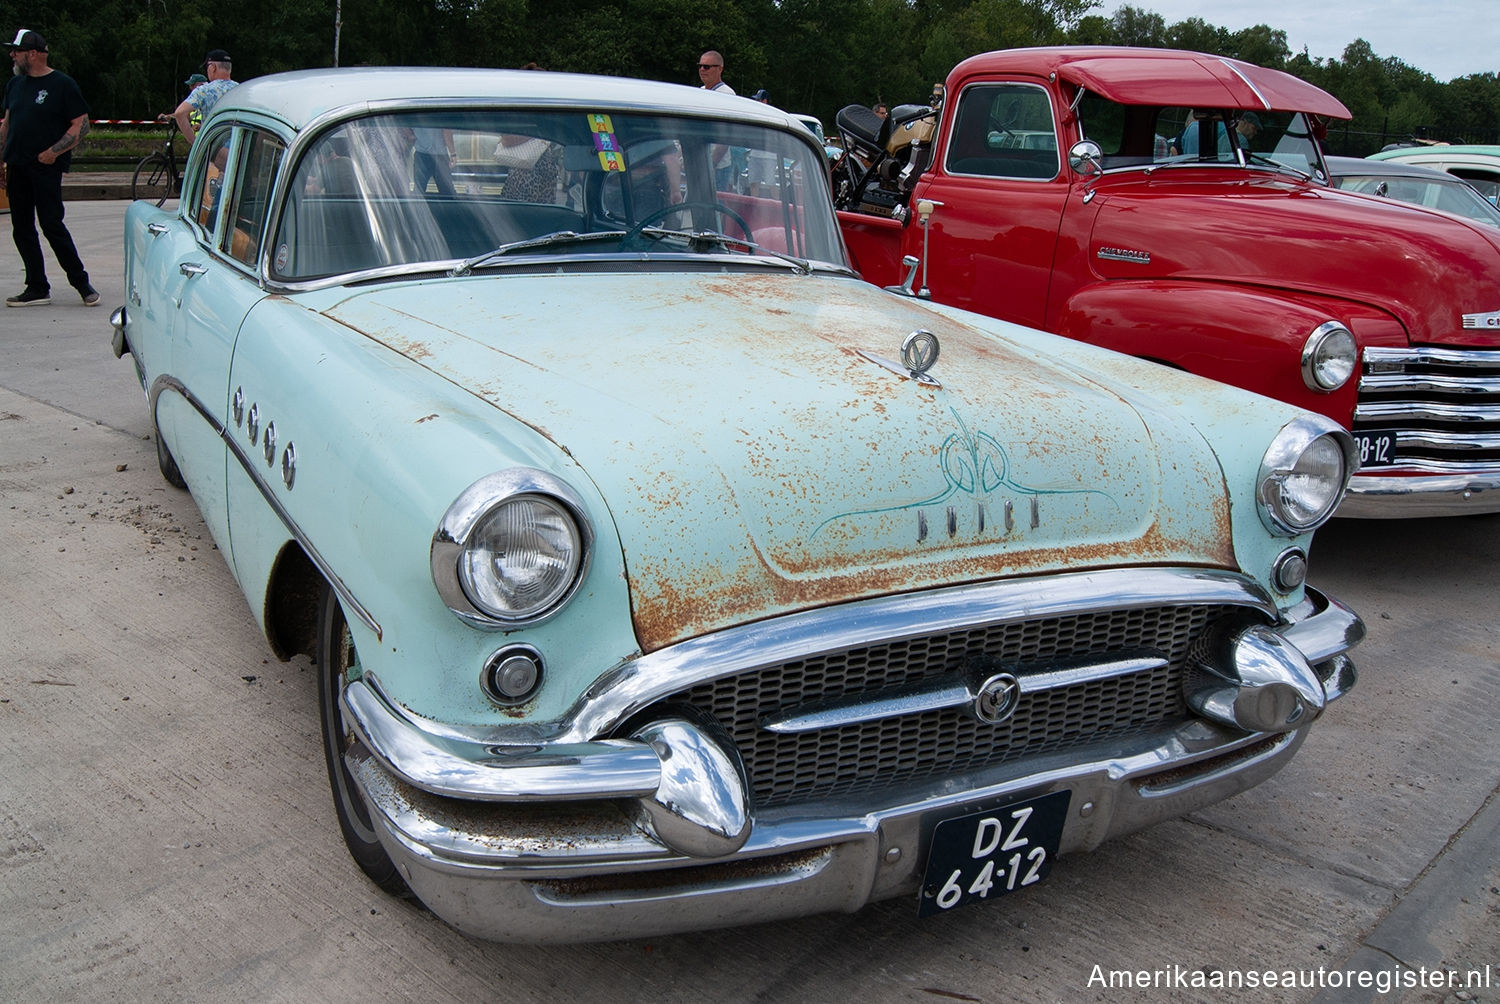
[
  {"xmin": 666, "ymin": 603, "xmax": 1237, "ymax": 809},
  {"xmin": 1353, "ymin": 346, "xmax": 1500, "ymax": 471}
]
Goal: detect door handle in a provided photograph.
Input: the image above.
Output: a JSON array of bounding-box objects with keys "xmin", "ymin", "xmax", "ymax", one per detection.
[{"xmin": 179, "ymin": 262, "xmax": 208, "ymax": 277}]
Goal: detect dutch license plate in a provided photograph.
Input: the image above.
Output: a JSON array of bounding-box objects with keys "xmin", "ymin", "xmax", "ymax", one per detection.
[
  {"xmin": 1352, "ymin": 431, "xmax": 1397, "ymax": 468},
  {"xmin": 918, "ymin": 790, "xmax": 1070, "ymax": 918}
]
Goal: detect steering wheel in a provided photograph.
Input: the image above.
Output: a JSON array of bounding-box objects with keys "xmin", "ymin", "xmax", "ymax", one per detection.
[{"xmin": 623, "ymin": 200, "xmax": 753, "ymax": 245}]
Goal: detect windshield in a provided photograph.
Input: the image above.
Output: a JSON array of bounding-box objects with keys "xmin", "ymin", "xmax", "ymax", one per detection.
[
  {"xmin": 271, "ymin": 108, "xmax": 844, "ymax": 281},
  {"xmin": 1076, "ymin": 93, "xmax": 1328, "ymax": 181}
]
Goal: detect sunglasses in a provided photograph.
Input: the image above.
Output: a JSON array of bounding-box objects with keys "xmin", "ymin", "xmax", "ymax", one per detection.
[{"xmin": 697, "ymin": 63, "xmax": 721, "ymax": 69}]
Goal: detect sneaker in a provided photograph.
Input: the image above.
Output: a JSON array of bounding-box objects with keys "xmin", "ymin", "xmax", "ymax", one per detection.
[
  {"xmin": 5, "ymin": 289, "xmax": 50, "ymax": 307},
  {"xmin": 78, "ymin": 285, "xmax": 100, "ymax": 307}
]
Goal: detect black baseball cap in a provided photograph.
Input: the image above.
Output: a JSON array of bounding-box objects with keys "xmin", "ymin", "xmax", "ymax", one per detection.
[
  {"xmin": 7, "ymin": 28, "xmax": 47, "ymax": 52},
  {"xmin": 204, "ymin": 48, "xmax": 231, "ymax": 65}
]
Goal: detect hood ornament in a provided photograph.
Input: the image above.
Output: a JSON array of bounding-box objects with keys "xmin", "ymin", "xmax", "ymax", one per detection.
[
  {"xmin": 901, "ymin": 329, "xmax": 940, "ymax": 378},
  {"xmin": 856, "ymin": 328, "xmax": 942, "ymax": 388}
]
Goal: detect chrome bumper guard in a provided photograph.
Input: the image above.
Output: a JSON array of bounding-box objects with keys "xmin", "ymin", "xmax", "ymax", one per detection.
[{"xmin": 341, "ymin": 582, "xmax": 1360, "ymax": 942}]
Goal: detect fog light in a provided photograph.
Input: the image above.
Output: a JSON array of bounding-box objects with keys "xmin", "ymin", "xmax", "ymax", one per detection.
[
  {"xmin": 481, "ymin": 645, "xmax": 542, "ymax": 705},
  {"xmin": 1272, "ymin": 548, "xmax": 1308, "ymax": 592}
]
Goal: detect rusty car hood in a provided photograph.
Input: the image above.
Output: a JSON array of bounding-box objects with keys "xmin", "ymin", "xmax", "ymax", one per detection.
[
  {"xmin": 326, "ymin": 272, "xmax": 1234, "ymax": 650},
  {"xmin": 1084, "ymin": 173, "xmax": 1500, "ymax": 348}
]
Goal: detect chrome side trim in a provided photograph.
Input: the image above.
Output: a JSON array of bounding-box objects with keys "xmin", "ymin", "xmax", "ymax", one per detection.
[
  {"xmin": 148, "ymin": 373, "xmax": 382, "ymax": 638},
  {"xmin": 1219, "ymin": 59, "xmax": 1272, "ymax": 110}
]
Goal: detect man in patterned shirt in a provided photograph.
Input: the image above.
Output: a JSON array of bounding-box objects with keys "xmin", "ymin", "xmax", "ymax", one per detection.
[{"xmin": 172, "ymin": 49, "xmax": 236, "ymax": 144}]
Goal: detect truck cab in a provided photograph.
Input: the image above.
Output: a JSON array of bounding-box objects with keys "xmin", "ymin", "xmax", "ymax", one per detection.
[{"xmin": 838, "ymin": 47, "xmax": 1500, "ymax": 517}]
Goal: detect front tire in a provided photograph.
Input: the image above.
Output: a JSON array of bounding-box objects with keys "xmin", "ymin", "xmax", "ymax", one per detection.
[
  {"xmin": 154, "ymin": 429, "xmax": 188, "ymax": 490},
  {"xmin": 316, "ymin": 584, "xmax": 410, "ymax": 896}
]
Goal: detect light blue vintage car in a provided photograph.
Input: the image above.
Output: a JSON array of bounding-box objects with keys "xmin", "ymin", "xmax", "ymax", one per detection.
[{"xmin": 113, "ymin": 67, "xmax": 1362, "ymax": 942}]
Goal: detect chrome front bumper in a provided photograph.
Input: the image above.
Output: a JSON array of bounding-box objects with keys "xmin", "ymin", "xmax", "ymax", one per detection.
[
  {"xmin": 1340, "ymin": 470, "xmax": 1500, "ymax": 518},
  {"xmin": 341, "ymin": 579, "xmax": 1362, "ymax": 943}
]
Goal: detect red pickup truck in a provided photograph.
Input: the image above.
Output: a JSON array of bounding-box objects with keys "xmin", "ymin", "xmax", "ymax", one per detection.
[{"xmin": 836, "ymin": 47, "xmax": 1500, "ymax": 517}]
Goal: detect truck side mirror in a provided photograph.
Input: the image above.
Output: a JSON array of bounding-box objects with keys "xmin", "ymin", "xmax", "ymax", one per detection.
[{"xmin": 1068, "ymin": 140, "xmax": 1103, "ymax": 178}]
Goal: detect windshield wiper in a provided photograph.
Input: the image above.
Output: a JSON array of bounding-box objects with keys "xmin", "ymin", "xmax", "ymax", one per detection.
[
  {"xmin": 450, "ymin": 230, "xmax": 627, "ymax": 277},
  {"xmin": 1242, "ymin": 150, "xmax": 1313, "ymax": 182},
  {"xmin": 628, "ymin": 226, "xmax": 812, "ymax": 275}
]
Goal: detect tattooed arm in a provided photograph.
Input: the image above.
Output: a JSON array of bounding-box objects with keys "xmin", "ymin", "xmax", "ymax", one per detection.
[{"xmin": 37, "ymin": 113, "xmax": 90, "ymax": 166}]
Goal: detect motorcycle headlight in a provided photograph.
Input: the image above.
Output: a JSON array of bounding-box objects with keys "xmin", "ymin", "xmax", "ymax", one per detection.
[
  {"xmin": 432, "ymin": 469, "xmax": 592, "ymax": 627},
  {"xmin": 1257, "ymin": 417, "xmax": 1356, "ymax": 535},
  {"xmin": 1301, "ymin": 321, "xmax": 1357, "ymax": 392}
]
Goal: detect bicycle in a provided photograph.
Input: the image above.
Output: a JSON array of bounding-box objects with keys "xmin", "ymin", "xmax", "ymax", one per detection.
[{"xmin": 132, "ymin": 119, "xmax": 183, "ymax": 206}]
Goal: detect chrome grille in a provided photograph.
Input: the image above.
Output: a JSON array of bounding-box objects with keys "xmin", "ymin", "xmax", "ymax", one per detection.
[
  {"xmin": 1353, "ymin": 346, "xmax": 1500, "ymax": 471},
  {"xmin": 665, "ymin": 603, "xmax": 1237, "ymax": 809}
]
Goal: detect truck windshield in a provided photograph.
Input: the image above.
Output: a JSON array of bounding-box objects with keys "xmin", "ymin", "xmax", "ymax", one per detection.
[{"xmin": 1077, "ymin": 93, "xmax": 1328, "ymax": 181}]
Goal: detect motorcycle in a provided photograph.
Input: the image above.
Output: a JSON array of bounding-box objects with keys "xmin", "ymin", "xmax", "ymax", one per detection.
[{"xmin": 830, "ymin": 86, "xmax": 943, "ymax": 219}]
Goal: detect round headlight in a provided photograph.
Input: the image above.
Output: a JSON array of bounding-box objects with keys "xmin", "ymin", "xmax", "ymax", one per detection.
[
  {"xmin": 460, "ymin": 494, "xmax": 581, "ymax": 619},
  {"xmin": 1301, "ymin": 321, "xmax": 1357, "ymax": 392},
  {"xmin": 432, "ymin": 469, "xmax": 593, "ymax": 627},
  {"xmin": 1258, "ymin": 418, "xmax": 1356, "ymax": 535}
]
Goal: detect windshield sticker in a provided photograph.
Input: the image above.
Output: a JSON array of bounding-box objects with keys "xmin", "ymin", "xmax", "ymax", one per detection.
[{"xmin": 588, "ymin": 114, "xmax": 626, "ymax": 171}]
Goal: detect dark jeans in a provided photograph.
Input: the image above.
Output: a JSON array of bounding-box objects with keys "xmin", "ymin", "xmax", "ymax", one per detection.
[
  {"xmin": 411, "ymin": 151, "xmax": 456, "ymax": 197},
  {"xmin": 6, "ymin": 161, "xmax": 90, "ymax": 294}
]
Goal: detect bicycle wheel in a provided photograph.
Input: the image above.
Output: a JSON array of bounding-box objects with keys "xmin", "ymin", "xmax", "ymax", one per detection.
[{"xmin": 131, "ymin": 153, "xmax": 173, "ymax": 207}]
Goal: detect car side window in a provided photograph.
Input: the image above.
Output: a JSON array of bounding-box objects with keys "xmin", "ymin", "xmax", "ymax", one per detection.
[
  {"xmin": 185, "ymin": 124, "xmax": 235, "ymax": 236},
  {"xmin": 222, "ymin": 130, "xmax": 286, "ymax": 268},
  {"xmin": 945, "ymin": 83, "xmax": 1058, "ymax": 180},
  {"xmin": 1448, "ymin": 168, "xmax": 1500, "ymax": 206}
]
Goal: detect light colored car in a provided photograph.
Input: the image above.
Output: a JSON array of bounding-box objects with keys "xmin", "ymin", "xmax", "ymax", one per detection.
[
  {"xmin": 1368, "ymin": 144, "xmax": 1500, "ymax": 207},
  {"xmin": 1327, "ymin": 156, "xmax": 1500, "ymax": 228},
  {"xmin": 792, "ymin": 112, "xmax": 843, "ymax": 161},
  {"xmin": 112, "ymin": 66, "xmax": 1361, "ymax": 943}
]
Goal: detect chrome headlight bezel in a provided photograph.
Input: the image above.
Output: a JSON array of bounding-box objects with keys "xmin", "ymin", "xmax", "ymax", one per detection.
[
  {"xmin": 1257, "ymin": 416, "xmax": 1357, "ymax": 535},
  {"xmin": 431, "ymin": 469, "xmax": 594, "ymax": 628},
  {"xmin": 1300, "ymin": 321, "xmax": 1357, "ymax": 392}
]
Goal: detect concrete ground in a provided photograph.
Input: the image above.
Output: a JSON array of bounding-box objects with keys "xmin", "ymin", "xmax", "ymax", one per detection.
[{"xmin": 0, "ymin": 202, "xmax": 1497, "ymax": 1002}]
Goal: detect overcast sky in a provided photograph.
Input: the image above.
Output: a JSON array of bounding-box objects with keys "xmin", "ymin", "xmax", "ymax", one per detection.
[{"xmin": 1114, "ymin": 1, "xmax": 1496, "ymax": 82}]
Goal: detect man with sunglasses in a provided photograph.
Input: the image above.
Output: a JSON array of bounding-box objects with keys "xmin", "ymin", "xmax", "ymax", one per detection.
[{"xmin": 697, "ymin": 51, "xmax": 734, "ymax": 95}]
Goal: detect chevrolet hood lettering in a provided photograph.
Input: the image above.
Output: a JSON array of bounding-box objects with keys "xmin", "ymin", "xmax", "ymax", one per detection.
[{"xmin": 1462, "ymin": 310, "xmax": 1500, "ymax": 329}]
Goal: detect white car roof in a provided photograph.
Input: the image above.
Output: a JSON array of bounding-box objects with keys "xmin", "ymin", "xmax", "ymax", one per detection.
[{"xmin": 213, "ymin": 66, "xmax": 798, "ymax": 133}]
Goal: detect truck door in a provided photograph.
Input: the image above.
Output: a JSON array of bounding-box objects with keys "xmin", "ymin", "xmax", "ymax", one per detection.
[{"xmin": 913, "ymin": 81, "xmax": 1068, "ymax": 329}]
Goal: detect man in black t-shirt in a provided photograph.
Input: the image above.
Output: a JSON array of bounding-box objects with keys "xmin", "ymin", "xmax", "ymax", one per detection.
[{"xmin": 1, "ymin": 28, "xmax": 97, "ymax": 307}]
